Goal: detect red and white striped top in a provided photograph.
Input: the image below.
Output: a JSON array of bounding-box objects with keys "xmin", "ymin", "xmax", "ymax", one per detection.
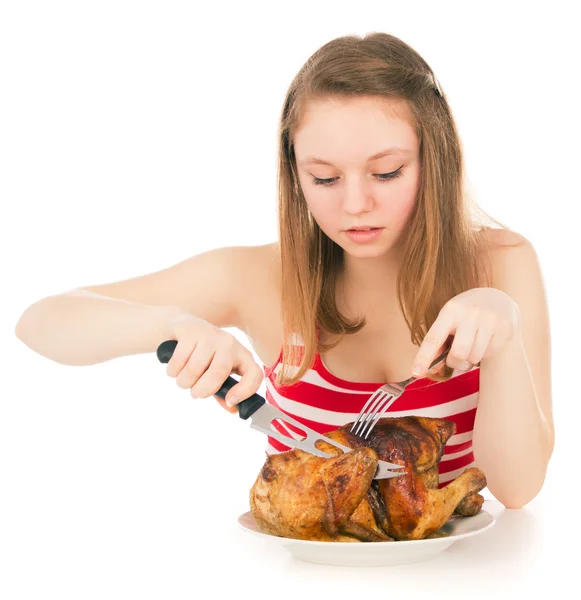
[{"xmin": 262, "ymin": 333, "xmax": 479, "ymax": 488}]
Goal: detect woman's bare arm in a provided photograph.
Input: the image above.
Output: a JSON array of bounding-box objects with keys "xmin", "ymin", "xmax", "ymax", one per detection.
[
  {"xmin": 14, "ymin": 245, "xmax": 263, "ymax": 366},
  {"xmin": 472, "ymin": 231, "xmax": 553, "ymax": 508}
]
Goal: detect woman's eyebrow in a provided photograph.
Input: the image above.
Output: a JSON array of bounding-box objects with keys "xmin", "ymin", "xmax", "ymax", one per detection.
[{"xmin": 298, "ymin": 147, "xmax": 413, "ymax": 167}]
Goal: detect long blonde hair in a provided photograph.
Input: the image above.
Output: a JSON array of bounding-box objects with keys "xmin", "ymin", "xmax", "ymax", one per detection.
[{"xmin": 276, "ymin": 32, "xmax": 508, "ymax": 386}]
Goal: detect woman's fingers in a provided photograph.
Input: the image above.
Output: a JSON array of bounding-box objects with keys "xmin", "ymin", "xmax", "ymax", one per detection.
[
  {"xmin": 174, "ymin": 341, "xmax": 213, "ymax": 391},
  {"xmin": 166, "ymin": 339, "xmax": 199, "ymax": 379},
  {"xmin": 163, "ymin": 316, "xmax": 263, "ymax": 411},
  {"xmin": 467, "ymin": 324, "xmax": 495, "ymax": 365},
  {"xmin": 191, "ymin": 346, "xmax": 264, "ymax": 411},
  {"xmin": 190, "ymin": 348, "xmax": 237, "ymax": 399},
  {"xmin": 446, "ymin": 312, "xmax": 480, "ymax": 371},
  {"xmin": 225, "ymin": 349, "xmax": 265, "ymax": 406},
  {"xmin": 214, "ymin": 396, "xmax": 239, "ymax": 413},
  {"xmin": 412, "ymin": 308, "xmax": 456, "ymax": 377}
]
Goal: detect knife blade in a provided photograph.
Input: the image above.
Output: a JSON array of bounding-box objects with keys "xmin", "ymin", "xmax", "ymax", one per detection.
[{"xmin": 157, "ymin": 340, "xmax": 406, "ymax": 480}]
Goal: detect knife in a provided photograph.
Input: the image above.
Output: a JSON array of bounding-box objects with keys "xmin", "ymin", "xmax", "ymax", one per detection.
[{"xmin": 156, "ymin": 340, "xmax": 406, "ymax": 480}]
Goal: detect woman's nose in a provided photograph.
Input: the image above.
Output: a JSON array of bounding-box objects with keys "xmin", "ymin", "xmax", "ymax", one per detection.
[{"xmin": 342, "ymin": 180, "xmax": 375, "ymax": 215}]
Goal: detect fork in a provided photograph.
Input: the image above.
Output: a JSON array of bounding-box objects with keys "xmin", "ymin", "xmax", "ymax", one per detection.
[{"xmin": 350, "ymin": 348, "xmax": 451, "ymax": 439}]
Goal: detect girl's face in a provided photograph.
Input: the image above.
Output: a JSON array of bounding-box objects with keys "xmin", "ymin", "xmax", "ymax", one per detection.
[{"xmin": 293, "ymin": 96, "xmax": 421, "ymax": 258}]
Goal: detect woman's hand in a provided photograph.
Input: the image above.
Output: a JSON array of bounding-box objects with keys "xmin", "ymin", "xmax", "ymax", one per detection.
[
  {"xmin": 410, "ymin": 287, "xmax": 521, "ymax": 377},
  {"xmin": 164, "ymin": 313, "xmax": 264, "ymax": 413}
]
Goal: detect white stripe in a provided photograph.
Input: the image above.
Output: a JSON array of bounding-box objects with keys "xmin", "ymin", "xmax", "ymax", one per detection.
[
  {"xmin": 447, "ymin": 431, "xmax": 473, "ymax": 446},
  {"xmin": 270, "ymin": 419, "xmax": 306, "ymax": 441},
  {"xmin": 265, "ymin": 442, "xmax": 281, "ymax": 454},
  {"xmin": 265, "ymin": 378, "xmax": 478, "ymax": 426},
  {"xmin": 288, "ymin": 332, "xmax": 304, "ymax": 346},
  {"xmin": 441, "ymin": 446, "xmax": 473, "ymax": 462},
  {"xmin": 273, "ymin": 363, "xmax": 371, "ymax": 394},
  {"xmin": 438, "ymin": 462, "xmax": 477, "ymax": 484}
]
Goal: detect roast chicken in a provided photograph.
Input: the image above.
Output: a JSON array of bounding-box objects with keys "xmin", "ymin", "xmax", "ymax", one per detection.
[{"xmin": 250, "ymin": 416, "xmax": 486, "ymax": 542}]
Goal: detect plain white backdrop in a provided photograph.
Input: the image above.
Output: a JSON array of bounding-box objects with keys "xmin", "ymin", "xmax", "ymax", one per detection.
[{"xmin": 2, "ymin": 1, "xmax": 579, "ymax": 598}]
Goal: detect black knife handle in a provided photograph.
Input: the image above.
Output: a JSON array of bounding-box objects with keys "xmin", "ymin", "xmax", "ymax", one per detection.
[{"xmin": 156, "ymin": 340, "xmax": 265, "ymax": 420}]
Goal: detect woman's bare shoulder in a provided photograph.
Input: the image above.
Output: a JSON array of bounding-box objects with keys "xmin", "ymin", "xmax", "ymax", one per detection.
[
  {"xmin": 239, "ymin": 241, "xmax": 280, "ymax": 276},
  {"xmin": 224, "ymin": 241, "xmax": 280, "ymax": 274},
  {"xmin": 475, "ymin": 227, "xmax": 540, "ymax": 286},
  {"xmin": 234, "ymin": 240, "xmax": 282, "ymax": 322},
  {"xmin": 477, "ymin": 226, "xmax": 530, "ymax": 249},
  {"xmin": 233, "ymin": 242, "xmax": 284, "ymax": 366}
]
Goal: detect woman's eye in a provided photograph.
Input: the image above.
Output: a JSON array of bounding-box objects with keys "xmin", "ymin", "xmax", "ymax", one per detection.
[
  {"xmin": 311, "ymin": 167, "xmax": 404, "ymax": 187},
  {"xmin": 311, "ymin": 176, "xmax": 336, "ymax": 186}
]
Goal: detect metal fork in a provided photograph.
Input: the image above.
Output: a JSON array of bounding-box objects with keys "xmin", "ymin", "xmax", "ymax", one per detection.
[{"xmin": 350, "ymin": 348, "xmax": 450, "ymax": 439}]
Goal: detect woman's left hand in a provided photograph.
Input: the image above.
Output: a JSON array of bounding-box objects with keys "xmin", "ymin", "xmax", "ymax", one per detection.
[{"xmin": 410, "ymin": 287, "xmax": 521, "ymax": 377}]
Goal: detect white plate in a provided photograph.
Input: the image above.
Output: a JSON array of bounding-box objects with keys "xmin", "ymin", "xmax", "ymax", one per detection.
[{"xmin": 237, "ymin": 509, "xmax": 496, "ymax": 566}]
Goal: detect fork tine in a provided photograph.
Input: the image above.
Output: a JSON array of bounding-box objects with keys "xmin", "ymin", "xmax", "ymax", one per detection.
[
  {"xmin": 351, "ymin": 388, "xmax": 388, "ymax": 435},
  {"xmin": 353, "ymin": 388, "xmax": 395, "ymax": 437},
  {"xmin": 350, "ymin": 390, "xmax": 382, "ymax": 432},
  {"xmin": 350, "ymin": 348, "xmax": 450, "ymax": 439},
  {"xmin": 356, "ymin": 392, "xmax": 394, "ymax": 438},
  {"xmin": 361, "ymin": 393, "xmax": 401, "ymax": 439}
]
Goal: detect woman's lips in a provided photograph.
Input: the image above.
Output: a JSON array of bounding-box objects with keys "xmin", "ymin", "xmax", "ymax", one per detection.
[{"xmin": 344, "ymin": 228, "xmax": 384, "ymax": 243}]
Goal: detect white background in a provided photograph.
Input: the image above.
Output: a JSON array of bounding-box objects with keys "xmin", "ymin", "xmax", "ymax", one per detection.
[{"xmin": 2, "ymin": 1, "xmax": 579, "ymax": 598}]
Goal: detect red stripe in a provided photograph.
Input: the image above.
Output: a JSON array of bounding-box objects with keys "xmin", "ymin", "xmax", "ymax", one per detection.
[
  {"xmin": 268, "ymin": 384, "xmax": 373, "ymax": 413},
  {"xmin": 263, "ymin": 346, "xmax": 479, "ymax": 493},
  {"xmin": 268, "ymin": 436, "xmax": 292, "ymax": 453},
  {"xmin": 442, "ymin": 407, "xmax": 477, "ymax": 436},
  {"xmin": 266, "ymin": 367, "xmax": 479, "ymax": 413},
  {"xmin": 266, "ymin": 385, "xmax": 477, "ymax": 437},
  {"xmin": 265, "ymin": 392, "xmax": 477, "ymax": 447},
  {"xmin": 311, "ymin": 354, "xmax": 479, "ymax": 396},
  {"xmin": 444, "ymin": 439, "xmax": 473, "ymax": 454},
  {"xmin": 439, "ymin": 452, "xmax": 475, "ymax": 474},
  {"xmin": 396, "ymin": 371, "xmax": 479, "ymax": 410},
  {"xmin": 438, "ymin": 461, "xmax": 477, "ymax": 488},
  {"xmin": 270, "ymin": 416, "xmax": 310, "ymax": 441},
  {"xmin": 265, "ymin": 389, "xmax": 339, "ymax": 433}
]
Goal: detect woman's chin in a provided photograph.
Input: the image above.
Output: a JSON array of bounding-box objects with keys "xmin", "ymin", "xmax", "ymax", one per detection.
[{"xmin": 341, "ymin": 243, "xmax": 395, "ymax": 259}]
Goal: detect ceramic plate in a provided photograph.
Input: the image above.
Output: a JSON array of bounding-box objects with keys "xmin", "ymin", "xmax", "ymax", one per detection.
[{"xmin": 237, "ymin": 509, "xmax": 495, "ymax": 566}]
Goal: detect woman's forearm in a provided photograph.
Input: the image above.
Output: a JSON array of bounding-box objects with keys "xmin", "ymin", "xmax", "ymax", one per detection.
[
  {"xmin": 15, "ymin": 289, "xmax": 185, "ymax": 366},
  {"xmin": 472, "ymin": 332, "xmax": 553, "ymax": 508}
]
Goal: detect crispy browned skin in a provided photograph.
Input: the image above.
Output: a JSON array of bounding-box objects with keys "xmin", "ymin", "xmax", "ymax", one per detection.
[
  {"xmin": 250, "ymin": 416, "xmax": 487, "ymax": 542},
  {"xmin": 454, "ymin": 491, "xmax": 485, "ymax": 516},
  {"xmin": 249, "ymin": 445, "xmax": 379, "ymax": 541}
]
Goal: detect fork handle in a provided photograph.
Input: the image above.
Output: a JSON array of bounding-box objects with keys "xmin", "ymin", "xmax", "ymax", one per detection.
[
  {"xmin": 429, "ymin": 348, "xmax": 450, "ymax": 371},
  {"xmin": 405, "ymin": 348, "xmax": 451, "ymax": 385},
  {"xmin": 156, "ymin": 340, "xmax": 265, "ymax": 420}
]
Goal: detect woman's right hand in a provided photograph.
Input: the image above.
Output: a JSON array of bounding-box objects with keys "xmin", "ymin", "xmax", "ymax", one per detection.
[{"xmin": 163, "ymin": 313, "xmax": 264, "ymax": 414}]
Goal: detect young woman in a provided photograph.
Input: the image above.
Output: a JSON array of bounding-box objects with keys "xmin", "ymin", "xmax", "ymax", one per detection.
[{"xmin": 15, "ymin": 33, "xmax": 553, "ymax": 509}]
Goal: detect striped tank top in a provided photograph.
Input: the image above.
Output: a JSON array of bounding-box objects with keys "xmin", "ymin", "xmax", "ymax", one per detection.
[{"xmin": 262, "ymin": 333, "xmax": 479, "ymax": 489}]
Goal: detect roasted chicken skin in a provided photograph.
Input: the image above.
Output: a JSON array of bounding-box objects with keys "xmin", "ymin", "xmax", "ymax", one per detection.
[{"xmin": 249, "ymin": 416, "xmax": 486, "ymax": 542}]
